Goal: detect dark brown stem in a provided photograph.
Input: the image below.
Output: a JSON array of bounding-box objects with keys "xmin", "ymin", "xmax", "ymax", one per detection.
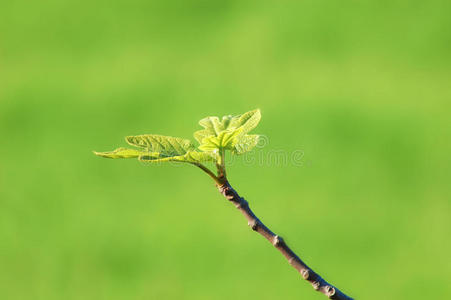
[{"xmin": 217, "ymin": 180, "xmax": 353, "ymax": 300}]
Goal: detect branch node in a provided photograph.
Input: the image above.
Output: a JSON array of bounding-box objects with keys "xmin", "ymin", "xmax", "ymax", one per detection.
[
  {"xmin": 248, "ymin": 219, "xmax": 259, "ymax": 231},
  {"xmin": 301, "ymin": 269, "xmax": 310, "ymax": 280},
  {"xmin": 325, "ymin": 285, "xmax": 336, "ymax": 297},
  {"xmin": 217, "ymin": 184, "xmax": 226, "ymax": 194},
  {"xmin": 272, "ymin": 235, "xmax": 283, "ymax": 247},
  {"xmin": 312, "ymin": 281, "xmax": 321, "ymax": 291}
]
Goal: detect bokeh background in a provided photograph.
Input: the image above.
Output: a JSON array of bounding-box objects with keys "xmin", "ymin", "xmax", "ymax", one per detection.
[{"xmin": 1, "ymin": 1, "xmax": 450, "ymax": 299}]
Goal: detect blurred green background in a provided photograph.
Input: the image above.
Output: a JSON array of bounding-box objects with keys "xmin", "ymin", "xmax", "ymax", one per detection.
[{"xmin": 1, "ymin": 1, "xmax": 450, "ymax": 299}]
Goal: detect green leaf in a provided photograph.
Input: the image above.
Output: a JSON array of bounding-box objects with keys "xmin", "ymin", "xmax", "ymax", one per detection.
[
  {"xmin": 198, "ymin": 127, "xmax": 244, "ymax": 151},
  {"xmin": 233, "ymin": 109, "xmax": 261, "ymax": 135},
  {"xmin": 233, "ymin": 134, "xmax": 260, "ymax": 154},
  {"xmin": 194, "ymin": 116, "xmax": 222, "ymax": 144},
  {"xmin": 95, "ymin": 135, "xmax": 218, "ymax": 164},
  {"xmin": 195, "ymin": 109, "xmax": 262, "ymax": 154},
  {"xmin": 93, "ymin": 147, "xmax": 153, "ymax": 159},
  {"xmin": 126, "ymin": 134, "xmax": 195, "ymax": 155},
  {"xmin": 126, "ymin": 134, "xmax": 216, "ymax": 163},
  {"xmin": 140, "ymin": 150, "xmax": 217, "ymax": 163},
  {"xmin": 95, "ymin": 110, "xmax": 262, "ymax": 167}
]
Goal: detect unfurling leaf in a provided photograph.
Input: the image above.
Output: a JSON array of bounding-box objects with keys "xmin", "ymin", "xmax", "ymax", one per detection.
[
  {"xmin": 93, "ymin": 147, "xmax": 153, "ymax": 159},
  {"xmin": 140, "ymin": 151, "xmax": 217, "ymax": 163},
  {"xmin": 198, "ymin": 127, "xmax": 244, "ymax": 151},
  {"xmin": 233, "ymin": 134, "xmax": 260, "ymax": 155},
  {"xmin": 94, "ymin": 109, "xmax": 262, "ymax": 169},
  {"xmin": 195, "ymin": 109, "xmax": 262, "ymax": 154},
  {"xmin": 95, "ymin": 135, "xmax": 217, "ymax": 164},
  {"xmin": 126, "ymin": 135, "xmax": 195, "ymax": 155}
]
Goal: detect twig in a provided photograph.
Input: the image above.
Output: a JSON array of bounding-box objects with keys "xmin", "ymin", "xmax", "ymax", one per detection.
[
  {"xmin": 192, "ymin": 162, "xmax": 221, "ymax": 184},
  {"xmin": 217, "ymin": 180, "xmax": 353, "ymax": 300}
]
